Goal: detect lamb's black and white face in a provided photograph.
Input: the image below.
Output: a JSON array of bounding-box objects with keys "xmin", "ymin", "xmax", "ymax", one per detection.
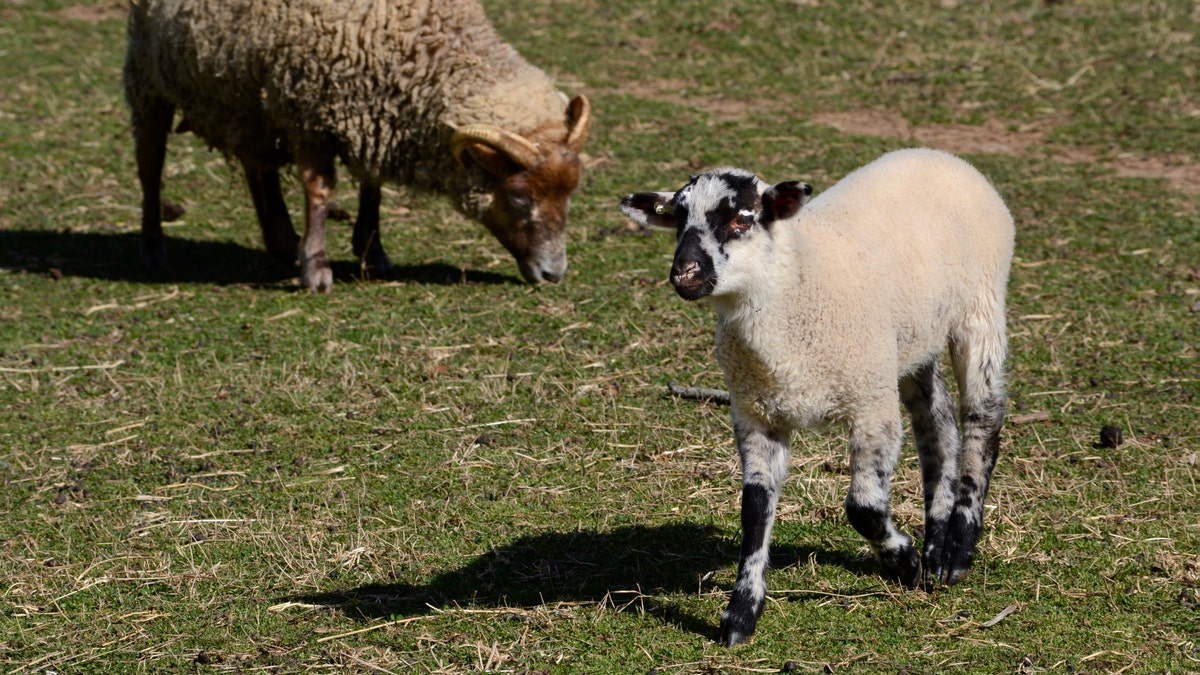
[{"xmin": 619, "ymin": 168, "xmax": 812, "ymax": 300}]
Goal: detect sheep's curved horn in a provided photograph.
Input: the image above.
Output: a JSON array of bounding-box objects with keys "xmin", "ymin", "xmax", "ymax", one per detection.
[
  {"xmin": 565, "ymin": 95, "xmax": 591, "ymax": 154},
  {"xmin": 451, "ymin": 125, "xmax": 542, "ymax": 170}
]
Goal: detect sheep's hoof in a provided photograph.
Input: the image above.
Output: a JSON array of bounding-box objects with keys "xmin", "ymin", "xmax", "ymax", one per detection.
[
  {"xmin": 923, "ymin": 518, "xmax": 979, "ymax": 586},
  {"xmin": 265, "ymin": 235, "xmax": 301, "ymax": 267},
  {"xmin": 924, "ymin": 560, "xmax": 971, "ymax": 587},
  {"xmin": 718, "ymin": 614, "xmax": 756, "ymax": 647},
  {"xmin": 940, "ymin": 550, "xmax": 974, "ymax": 586},
  {"xmin": 139, "ymin": 234, "xmax": 169, "ymax": 271},
  {"xmin": 360, "ymin": 250, "xmax": 393, "ymax": 279},
  {"xmin": 719, "ymin": 592, "xmax": 763, "ymax": 647},
  {"xmin": 939, "ymin": 514, "xmax": 981, "ymax": 585},
  {"xmin": 299, "ymin": 253, "xmax": 333, "ymax": 293},
  {"xmin": 880, "ymin": 543, "xmax": 922, "ymax": 589}
]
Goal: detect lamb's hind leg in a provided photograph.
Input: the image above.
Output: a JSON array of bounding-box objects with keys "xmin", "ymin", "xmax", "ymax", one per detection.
[
  {"xmin": 844, "ymin": 411, "xmax": 920, "ymax": 587},
  {"xmin": 720, "ymin": 414, "xmax": 790, "ymax": 647},
  {"xmin": 900, "ymin": 360, "xmax": 962, "ymax": 585},
  {"xmin": 944, "ymin": 313, "xmax": 1007, "ymax": 584}
]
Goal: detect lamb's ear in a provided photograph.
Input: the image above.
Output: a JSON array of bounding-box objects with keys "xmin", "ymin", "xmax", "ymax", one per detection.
[
  {"xmin": 619, "ymin": 191, "xmax": 677, "ymax": 229},
  {"xmin": 761, "ymin": 181, "xmax": 812, "ymax": 226}
]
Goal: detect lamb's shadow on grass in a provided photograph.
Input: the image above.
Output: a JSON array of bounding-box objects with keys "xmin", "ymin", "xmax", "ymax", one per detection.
[
  {"xmin": 288, "ymin": 523, "xmax": 877, "ymax": 641},
  {"xmin": 0, "ymin": 229, "xmax": 517, "ymax": 287}
]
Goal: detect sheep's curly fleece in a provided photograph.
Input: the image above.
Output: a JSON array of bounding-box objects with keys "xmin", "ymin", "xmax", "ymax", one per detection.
[{"xmin": 125, "ymin": 0, "xmax": 571, "ymax": 188}]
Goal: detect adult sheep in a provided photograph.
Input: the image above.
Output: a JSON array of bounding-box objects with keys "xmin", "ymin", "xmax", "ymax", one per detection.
[
  {"xmin": 125, "ymin": 0, "xmax": 591, "ymax": 292},
  {"xmin": 619, "ymin": 148, "xmax": 1014, "ymax": 645}
]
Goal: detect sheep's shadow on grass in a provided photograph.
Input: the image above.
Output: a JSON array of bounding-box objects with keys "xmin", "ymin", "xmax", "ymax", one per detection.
[
  {"xmin": 287, "ymin": 523, "xmax": 878, "ymax": 641},
  {"xmin": 0, "ymin": 229, "xmax": 517, "ymax": 288}
]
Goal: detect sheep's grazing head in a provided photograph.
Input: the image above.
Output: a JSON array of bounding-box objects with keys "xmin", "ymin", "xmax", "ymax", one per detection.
[
  {"xmin": 619, "ymin": 168, "xmax": 812, "ymax": 300},
  {"xmin": 451, "ymin": 95, "xmax": 591, "ymax": 284}
]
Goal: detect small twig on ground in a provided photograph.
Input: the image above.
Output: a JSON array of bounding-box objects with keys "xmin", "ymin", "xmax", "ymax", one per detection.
[
  {"xmin": 667, "ymin": 380, "xmax": 731, "ymax": 405},
  {"xmin": 980, "ymin": 602, "xmax": 1020, "ymax": 628},
  {"xmin": 315, "ymin": 616, "xmax": 433, "ymax": 643}
]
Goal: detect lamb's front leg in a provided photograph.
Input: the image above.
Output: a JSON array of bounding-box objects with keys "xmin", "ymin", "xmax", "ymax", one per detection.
[
  {"xmin": 720, "ymin": 415, "xmax": 790, "ymax": 647},
  {"xmin": 844, "ymin": 413, "xmax": 921, "ymax": 587}
]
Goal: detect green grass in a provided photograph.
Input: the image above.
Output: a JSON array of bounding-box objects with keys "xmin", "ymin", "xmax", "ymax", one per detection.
[{"xmin": 2, "ymin": 0, "xmax": 1198, "ymax": 673}]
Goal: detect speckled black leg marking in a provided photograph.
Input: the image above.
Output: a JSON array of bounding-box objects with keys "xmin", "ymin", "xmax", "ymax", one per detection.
[
  {"xmin": 900, "ymin": 361, "xmax": 961, "ymax": 585},
  {"xmin": 720, "ymin": 416, "xmax": 789, "ymax": 647},
  {"xmin": 721, "ymin": 483, "xmax": 770, "ymax": 645},
  {"xmin": 943, "ymin": 407, "xmax": 1003, "ymax": 584},
  {"xmin": 844, "ymin": 418, "xmax": 919, "ymax": 587},
  {"xmin": 945, "ymin": 322, "xmax": 1007, "ymax": 584}
]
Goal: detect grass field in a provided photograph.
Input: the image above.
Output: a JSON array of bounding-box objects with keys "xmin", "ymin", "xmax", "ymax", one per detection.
[{"xmin": 1, "ymin": 0, "xmax": 1197, "ymax": 672}]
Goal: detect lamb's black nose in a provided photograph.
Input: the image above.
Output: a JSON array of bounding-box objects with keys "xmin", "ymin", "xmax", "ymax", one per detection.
[{"xmin": 671, "ymin": 260, "xmax": 700, "ymax": 286}]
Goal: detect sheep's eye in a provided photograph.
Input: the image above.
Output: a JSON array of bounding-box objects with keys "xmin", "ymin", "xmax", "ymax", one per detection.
[{"xmin": 507, "ymin": 189, "xmax": 533, "ymax": 210}]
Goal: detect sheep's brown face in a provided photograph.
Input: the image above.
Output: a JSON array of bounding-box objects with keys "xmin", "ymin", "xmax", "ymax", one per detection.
[
  {"xmin": 479, "ymin": 147, "xmax": 582, "ymax": 284},
  {"xmin": 619, "ymin": 169, "xmax": 811, "ymax": 300},
  {"xmin": 451, "ymin": 94, "xmax": 591, "ymax": 284}
]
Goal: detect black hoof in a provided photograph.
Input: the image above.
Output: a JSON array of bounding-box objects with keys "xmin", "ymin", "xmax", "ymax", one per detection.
[
  {"xmin": 880, "ymin": 542, "xmax": 921, "ymax": 588},
  {"xmin": 265, "ymin": 237, "xmax": 301, "ymax": 267},
  {"xmin": 139, "ymin": 234, "xmax": 168, "ymax": 271},
  {"xmin": 360, "ymin": 250, "xmax": 393, "ymax": 279},
  {"xmin": 719, "ymin": 613, "xmax": 757, "ymax": 647},
  {"xmin": 924, "ymin": 513, "xmax": 980, "ymax": 586},
  {"xmin": 719, "ymin": 592, "xmax": 764, "ymax": 647}
]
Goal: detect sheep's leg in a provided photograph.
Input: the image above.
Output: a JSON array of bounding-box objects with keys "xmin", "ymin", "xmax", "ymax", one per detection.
[
  {"xmin": 844, "ymin": 412, "xmax": 920, "ymax": 587},
  {"xmin": 720, "ymin": 415, "xmax": 789, "ymax": 647},
  {"xmin": 132, "ymin": 98, "xmax": 175, "ymax": 271},
  {"xmin": 243, "ymin": 163, "xmax": 300, "ymax": 265},
  {"xmin": 351, "ymin": 182, "xmax": 392, "ymax": 277},
  {"xmin": 900, "ymin": 361, "xmax": 962, "ymax": 585},
  {"xmin": 297, "ymin": 154, "xmax": 336, "ymax": 293},
  {"xmin": 945, "ymin": 318, "xmax": 1007, "ymax": 584}
]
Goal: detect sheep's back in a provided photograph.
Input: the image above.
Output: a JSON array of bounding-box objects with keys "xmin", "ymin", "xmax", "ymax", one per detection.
[{"xmin": 125, "ymin": 0, "xmax": 566, "ymax": 180}]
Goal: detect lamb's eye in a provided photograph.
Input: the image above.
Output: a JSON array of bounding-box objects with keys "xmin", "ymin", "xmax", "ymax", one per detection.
[{"xmin": 727, "ymin": 214, "xmax": 754, "ymax": 238}]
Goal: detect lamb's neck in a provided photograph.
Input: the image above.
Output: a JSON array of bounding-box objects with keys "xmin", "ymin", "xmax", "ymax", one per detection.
[
  {"xmin": 711, "ymin": 282, "xmax": 781, "ymax": 358},
  {"xmin": 712, "ymin": 239, "xmax": 817, "ymax": 348}
]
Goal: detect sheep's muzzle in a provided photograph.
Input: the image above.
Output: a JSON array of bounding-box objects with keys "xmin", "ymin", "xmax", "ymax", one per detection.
[{"xmin": 670, "ymin": 257, "xmax": 715, "ymax": 300}]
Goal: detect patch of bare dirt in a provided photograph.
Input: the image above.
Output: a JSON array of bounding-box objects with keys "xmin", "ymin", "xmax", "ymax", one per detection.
[
  {"xmin": 609, "ymin": 81, "xmax": 1196, "ymax": 195},
  {"xmin": 811, "ymin": 110, "xmax": 1199, "ymax": 195},
  {"xmin": 619, "ymin": 79, "xmax": 763, "ymax": 121},
  {"xmin": 45, "ymin": 2, "xmax": 125, "ymax": 23}
]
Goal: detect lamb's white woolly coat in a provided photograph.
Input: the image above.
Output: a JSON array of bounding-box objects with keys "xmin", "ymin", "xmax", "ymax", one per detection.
[
  {"xmin": 620, "ymin": 148, "xmax": 1013, "ymax": 644},
  {"xmin": 710, "ymin": 149, "xmax": 1014, "ymax": 431}
]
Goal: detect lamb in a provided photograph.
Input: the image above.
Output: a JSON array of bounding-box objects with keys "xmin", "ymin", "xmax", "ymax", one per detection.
[
  {"xmin": 619, "ymin": 148, "xmax": 1014, "ymax": 646},
  {"xmin": 124, "ymin": 0, "xmax": 591, "ymax": 292}
]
